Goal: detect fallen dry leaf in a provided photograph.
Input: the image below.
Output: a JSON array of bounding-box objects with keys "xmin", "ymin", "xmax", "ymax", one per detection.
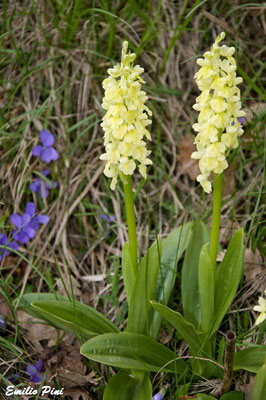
[
  {"xmin": 16, "ymin": 311, "xmax": 61, "ymax": 351},
  {"xmin": 56, "ymin": 369, "xmax": 99, "ymax": 389},
  {"xmin": 27, "ymin": 323, "xmax": 59, "ymax": 347},
  {"xmin": 47, "ymin": 342, "xmax": 84, "ymax": 374},
  {"xmin": 178, "ymin": 134, "xmax": 200, "ymax": 180},
  {"xmin": 47, "ymin": 342, "xmax": 99, "ymax": 388},
  {"xmin": 244, "ymin": 247, "xmax": 264, "ymax": 283}
]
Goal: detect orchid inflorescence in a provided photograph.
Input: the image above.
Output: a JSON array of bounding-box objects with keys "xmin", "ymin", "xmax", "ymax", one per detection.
[
  {"xmin": 191, "ymin": 32, "xmax": 245, "ymax": 193},
  {"xmin": 100, "ymin": 41, "xmax": 152, "ymax": 189},
  {"xmin": 0, "ymin": 130, "xmax": 58, "ymax": 261}
]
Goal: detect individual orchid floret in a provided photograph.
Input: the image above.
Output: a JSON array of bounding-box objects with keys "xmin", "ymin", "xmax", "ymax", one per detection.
[
  {"xmin": 100, "ymin": 41, "xmax": 152, "ymax": 190},
  {"xmin": 29, "ymin": 170, "xmax": 58, "ymax": 198},
  {"xmin": 0, "ymin": 233, "xmax": 18, "ymax": 261},
  {"xmin": 32, "ymin": 130, "xmax": 59, "ymax": 163},
  {"xmin": 191, "ymin": 32, "xmax": 245, "ymax": 193},
  {"xmin": 10, "ymin": 202, "xmax": 49, "ymax": 244},
  {"xmin": 253, "ymin": 291, "xmax": 266, "ymax": 326}
]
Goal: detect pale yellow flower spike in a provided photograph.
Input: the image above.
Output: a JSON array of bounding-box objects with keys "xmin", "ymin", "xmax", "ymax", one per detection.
[
  {"xmin": 191, "ymin": 32, "xmax": 245, "ymax": 193},
  {"xmin": 100, "ymin": 41, "xmax": 152, "ymax": 190},
  {"xmin": 253, "ymin": 290, "xmax": 266, "ymax": 326}
]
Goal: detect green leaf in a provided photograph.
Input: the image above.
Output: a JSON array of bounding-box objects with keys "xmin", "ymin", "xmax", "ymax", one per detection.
[
  {"xmin": 103, "ymin": 370, "xmax": 152, "ymax": 400},
  {"xmin": 195, "ymin": 395, "xmax": 216, "ymax": 399},
  {"xmin": 122, "ymin": 242, "xmax": 136, "ymax": 306},
  {"xmin": 233, "ymin": 346, "xmax": 266, "ymax": 373},
  {"xmin": 151, "ymin": 222, "xmax": 192, "ymax": 338},
  {"xmin": 252, "ymin": 362, "xmax": 266, "ymax": 400},
  {"xmin": 31, "ymin": 300, "xmax": 119, "ymax": 339},
  {"xmin": 150, "ymin": 301, "xmax": 204, "ymax": 355},
  {"xmin": 126, "ymin": 237, "xmax": 162, "ymax": 335},
  {"xmin": 198, "ymin": 244, "xmax": 214, "ymax": 334},
  {"xmin": 221, "ymin": 391, "xmax": 244, "ymax": 400},
  {"xmin": 182, "ymin": 221, "xmax": 209, "ymax": 328},
  {"xmin": 18, "ymin": 293, "xmax": 119, "ymax": 339},
  {"xmin": 80, "ymin": 332, "xmax": 187, "ymax": 373},
  {"xmin": 150, "ymin": 301, "xmax": 218, "ymax": 378},
  {"xmin": 211, "ymin": 229, "xmax": 243, "ymax": 336},
  {"xmin": 17, "ymin": 292, "xmax": 69, "ymax": 319}
]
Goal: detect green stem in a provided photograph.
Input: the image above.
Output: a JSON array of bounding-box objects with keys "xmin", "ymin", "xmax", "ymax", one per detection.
[
  {"xmin": 123, "ymin": 175, "xmax": 138, "ymax": 273},
  {"xmin": 209, "ymin": 173, "xmax": 223, "ymax": 270}
]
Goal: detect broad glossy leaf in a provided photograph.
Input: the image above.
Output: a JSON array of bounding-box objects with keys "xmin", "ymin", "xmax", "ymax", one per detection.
[
  {"xmin": 182, "ymin": 221, "xmax": 209, "ymax": 328},
  {"xmin": 252, "ymin": 362, "xmax": 266, "ymax": 400},
  {"xmin": 126, "ymin": 237, "xmax": 162, "ymax": 335},
  {"xmin": 150, "ymin": 301, "xmax": 205, "ymax": 355},
  {"xmin": 80, "ymin": 332, "xmax": 187, "ymax": 373},
  {"xmin": 31, "ymin": 300, "xmax": 119, "ymax": 340},
  {"xmin": 211, "ymin": 229, "xmax": 243, "ymax": 336},
  {"xmin": 151, "ymin": 222, "xmax": 192, "ymax": 338},
  {"xmin": 150, "ymin": 301, "xmax": 218, "ymax": 378},
  {"xmin": 233, "ymin": 346, "xmax": 266, "ymax": 373},
  {"xmin": 198, "ymin": 244, "xmax": 214, "ymax": 334},
  {"xmin": 17, "ymin": 293, "xmax": 69, "ymax": 319},
  {"xmin": 103, "ymin": 370, "xmax": 152, "ymax": 400},
  {"xmin": 122, "ymin": 242, "xmax": 136, "ymax": 306}
]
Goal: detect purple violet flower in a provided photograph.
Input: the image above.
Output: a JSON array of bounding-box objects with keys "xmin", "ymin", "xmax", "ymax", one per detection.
[
  {"xmin": 10, "ymin": 202, "xmax": 49, "ymax": 244},
  {"xmin": 100, "ymin": 214, "xmax": 116, "ymax": 228},
  {"xmin": 29, "ymin": 170, "xmax": 58, "ymax": 198},
  {"xmin": 231, "ymin": 117, "xmax": 245, "ymax": 126},
  {"xmin": 153, "ymin": 394, "xmax": 163, "ymax": 400},
  {"xmin": 32, "ymin": 130, "xmax": 59, "ymax": 163},
  {"xmin": 26, "ymin": 360, "xmax": 45, "ymax": 383},
  {"xmin": 0, "ymin": 315, "xmax": 6, "ymax": 328},
  {"xmin": 0, "ymin": 233, "xmax": 18, "ymax": 260}
]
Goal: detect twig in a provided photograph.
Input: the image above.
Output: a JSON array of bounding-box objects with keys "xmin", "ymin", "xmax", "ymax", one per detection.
[{"xmin": 220, "ymin": 331, "xmax": 236, "ymax": 396}]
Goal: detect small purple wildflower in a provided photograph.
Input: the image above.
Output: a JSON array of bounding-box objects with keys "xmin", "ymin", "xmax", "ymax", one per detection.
[
  {"xmin": 153, "ymin": 394, "xmax": 163, "ymax": 400},
  {"xmin": 10, "ymin": 202, "xmax": 49, "ymax": 244},
  {"xmin": 29, "ymin": 170, "xmax": 58, "ymax": 198},
  {"xmin": 32, "ymin": 130, "xmax": 59, "ymax": 163},
  {"xmin": 100, "ymin": 214, "xmax": 116, "ymax": 228},
  {"xmin": 26, "ymin": 360, "xmax": 45, "ymax": 383},
  {"xmin": 0, "ymin": 233, "xmax": 18, "ymax": 260},
  {"xmin": 0, "ymin": 315, "xmax": 6, "ymax": 328},
  {"xmin": 231, "ymin": 117, "xmax": 245, "ymax": 126}
]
